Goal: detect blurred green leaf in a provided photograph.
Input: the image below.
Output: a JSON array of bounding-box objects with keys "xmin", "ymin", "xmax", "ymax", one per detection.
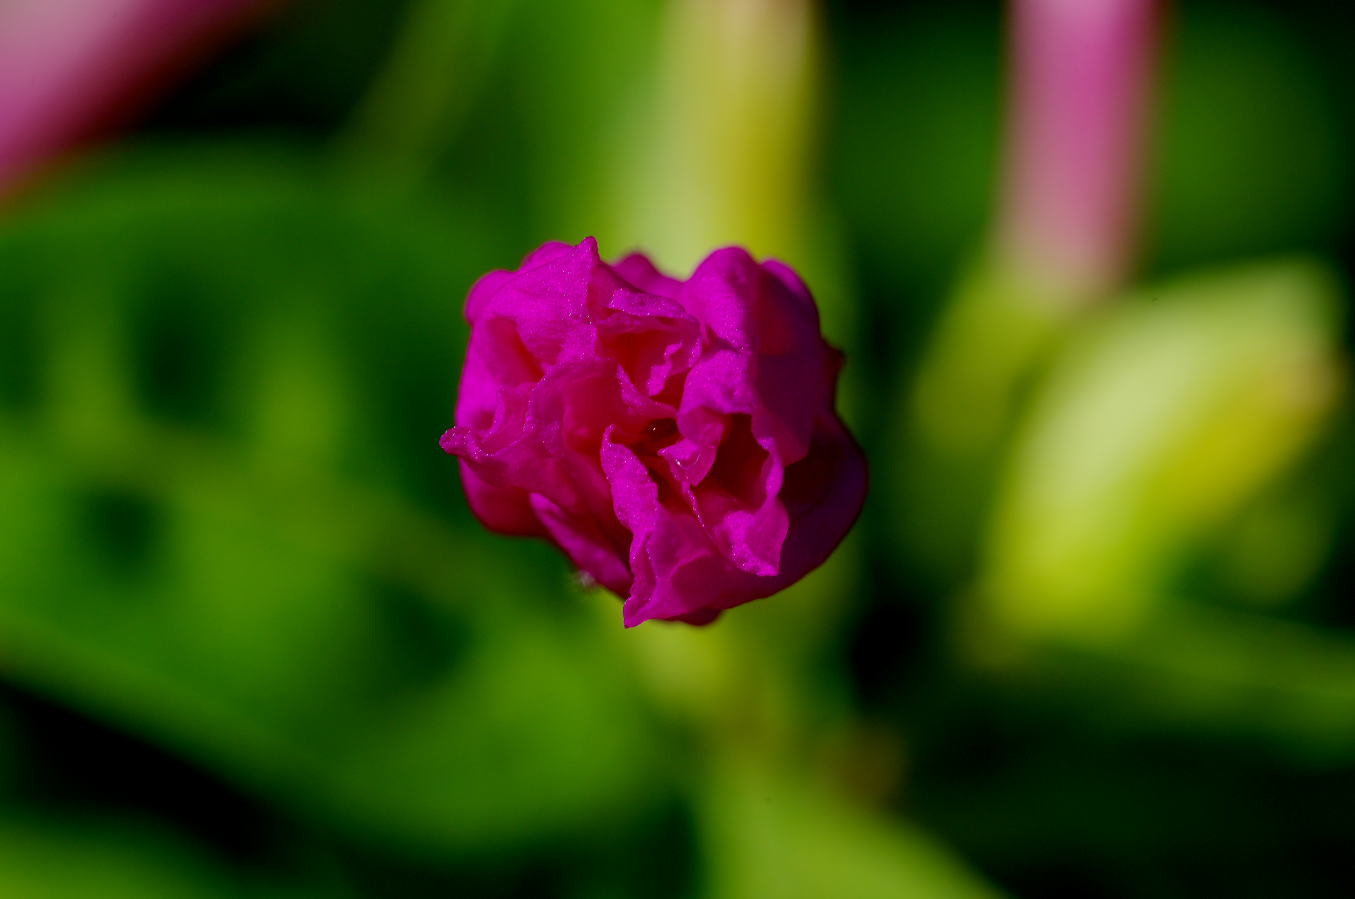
[
  {"xmin": 1071, "ymin": 605, "xmax": 1355, "ymax": 762},
  {"xmin": 0, "ymin": 151, "xmax": 666, "ymax": 856},
  {"xmin": 337, "ymin": 0, "xmax": 518, "ymax": 191},
  {"xmin": 893, "ymin": 260, "xmax": 1075, "ymax": 585},
  {"xmin": 980, "ymin": 259, "xmax": 1344, "ymax": 641},
  {"xmin": 0, "ymin": 813, "xmax": 338, "ymax": 899},
  {"xmin": 698, "ymin": 758, "xmax": 1003, "ymax": 899}
]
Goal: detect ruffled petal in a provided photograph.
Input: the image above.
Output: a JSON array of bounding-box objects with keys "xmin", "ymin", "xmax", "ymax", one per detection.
[
  {"xmin": 692, "ymin": 414, "xmax": 788, "ymax": 576},
  {"xmin": 618, "ymin": 413, "xmax": 866, "ymax": 626},
  {"xmin": 611, "ymin": 252, "xmax": 683, "ymax": 299},
  {"xmin": 678, "ymin": 250, "xmax": 839, "ymax": 467},
  {"xmin": 593, "ymin": 283, "xmax": 701, "ymax": 397},
  {"xmin": 529, "ymin": 492, "xmax": 631, "ymax": 596},
  {"xmin": 443, "ymin": 237, "xmax": 866, "ymax": 626},
  {"xmin": 468, "ymin": 238, "xmax": 601, "ymax": 366},
  {"xmin": 454, "ymin": 460, "xmax": 543, "ymax": 537}
]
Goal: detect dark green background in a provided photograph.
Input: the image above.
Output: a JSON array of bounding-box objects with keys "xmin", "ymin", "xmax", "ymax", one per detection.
[{"xmin": 1, "ymin": 1, "xmax": 1352, "ymax": 896}]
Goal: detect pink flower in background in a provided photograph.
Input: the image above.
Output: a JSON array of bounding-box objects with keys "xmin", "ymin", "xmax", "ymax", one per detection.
[
  {"xmin": 441, "ymin": 238, "xmax": 866, "ymax": 626},
  {"xmin": 0, "ymin": 0, "xmax": 271, "ymax": 202},
  {"xmin": 996, "ymin": 0, "xmax": 1159, "ymax": 297}
]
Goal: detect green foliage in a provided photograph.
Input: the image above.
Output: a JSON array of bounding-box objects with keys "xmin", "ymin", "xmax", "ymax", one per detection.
[
  {"xmin": 982, "ymin": 260, "xmax": 1343, "ymax": 641},
  {"xmin": 0, "ymin": 814, "xmax": 310, "ymax": 899},
  {"xmin": 0, "ymin": 154, "xmax": 666, "ymax": 861},
  {"xmin": 2, "ymin": 0, "xmax": 1354, "ymax": 896}
]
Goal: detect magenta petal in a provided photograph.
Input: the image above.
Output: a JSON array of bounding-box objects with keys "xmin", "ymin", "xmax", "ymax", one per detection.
[
  {"xmin": 693, "ymin": 415, "xmax": 789, "ymax": 576},
  {"xmin": 464, "ymin": 269, "xmax": 517, "ymax": 322},
  {"xmin": 469, "ymin": 238, "xmax": 602, "ymax": 367},
  {"xmin": 773, "ymin": 414, "xmax": 868, "ymax": 588},
  {"xmin": 678, "ymin": 250, "xmax": 838, "ymax": 467},
  {"xmin": 594, "ymin": 286, "xmax": 700, "ymax": 397},
  {"xmin": 455, "ymin": 458, "xmax": 543, "ymax": 537},
  {"xmin": 441, "ymin": 237, "xmax": 866, "ymax": 627},
  {"xmin": 634, "ymin": 414, "xmax": 866, "ymax": 626},
  {"xmin": 611, "ymin": 252, "xmax": 683, "ymax": 299},
  {"xmin": 529, "ymin": 493, "xmax": 631, "ymax": 597}
]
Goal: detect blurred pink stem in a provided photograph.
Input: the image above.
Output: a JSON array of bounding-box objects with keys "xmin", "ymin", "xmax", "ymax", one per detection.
[
  {"xmin": 995, "ymin": 0, "xmax": 1160, "ymax": 298},
  {"xmin": 0, "ymin": 0, "xmax": 270, "ymax": 202}
]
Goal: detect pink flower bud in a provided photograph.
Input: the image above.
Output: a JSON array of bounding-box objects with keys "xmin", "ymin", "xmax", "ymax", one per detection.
[
  {"xmin": 441, "ymin": 238, "xmax": 866, "ymax": 626},
  {"xmin": 0, "ymin": 0, "xmax": 270, "ymax": 201},
  {"xmin": 995, "ymin": 0, "xmax": 1160, "ymax": 298}
]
